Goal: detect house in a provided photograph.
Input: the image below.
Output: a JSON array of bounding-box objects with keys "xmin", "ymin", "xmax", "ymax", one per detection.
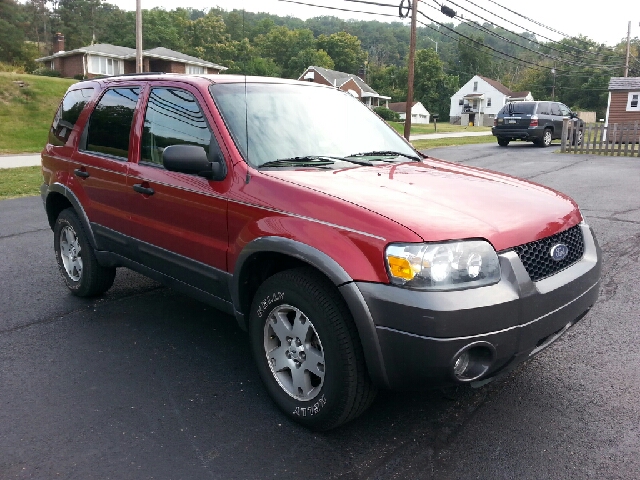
[
  {"xmin": 449, "ymin": 75, "xmax": 533, "ymax": 126},
  {"xmin": 35, "ymin": 33, "xmax": 227, "ymax": 79},
  {"xmin": 298, "ymin": 66, "xmax": 390, "ymax": 108},
  {"xmin": 388, "ymin": 102, "xmax": 430, "ymax": 124},
  {"xmin": 605, "ymin": 77, "xmax": 640, "ymax": 142}
]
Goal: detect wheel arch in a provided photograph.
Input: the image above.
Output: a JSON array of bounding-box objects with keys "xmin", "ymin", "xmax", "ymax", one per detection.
[
  {"xmin": 231, "ymin": 237, "xmax": 389, "ymax": 388},
  {"xmin": 44, "ymin": 183, "xmax": 97, "ymax": 249}
]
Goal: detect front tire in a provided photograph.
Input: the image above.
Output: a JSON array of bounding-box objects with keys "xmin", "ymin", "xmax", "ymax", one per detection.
[
  {"xmin": 53, "ymin": 208, "xmax": 116, "ymax": 297},
  {"xmin": 249, "ymin": 268, "xmax": 377, "ymax": 430}
]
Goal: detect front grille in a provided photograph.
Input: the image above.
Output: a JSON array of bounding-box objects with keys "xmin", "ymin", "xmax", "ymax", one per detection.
[{"xmin": 513, "ymin": 225, "xmax": 584, "ymax": 282}]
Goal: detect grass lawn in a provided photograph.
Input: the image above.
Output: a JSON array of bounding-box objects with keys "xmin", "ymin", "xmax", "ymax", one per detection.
[
  {"xmin": 0, "ymin": 166, "xmax": 42, "ymax": 200},
  {"xmin": 389, "ymin": 121, "xmax": 491, "ymax": 136},
  {"xmin": 0, "ymin": 73, "xmax": 76, "ymax": 154},
  {"xmin": 412, "ymin": 134, "xmax": 496, "ymax": 150}
]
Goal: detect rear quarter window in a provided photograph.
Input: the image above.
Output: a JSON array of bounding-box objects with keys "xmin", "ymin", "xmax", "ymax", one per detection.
[{"xmin": 49, "ymin": 88, "xmax": 94, "ymax": 146}]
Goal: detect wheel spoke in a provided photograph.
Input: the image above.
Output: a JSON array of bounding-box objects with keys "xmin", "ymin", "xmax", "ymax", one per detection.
[
  {"xmin": 290, "ymin": 365, "xmax": 312, "ymax": 397},
  {"xmin": 304, "ymin": 346, "xmax": 325, "ymax": 379},
  {"xmin": 270, "ymin": 312, "xmax": 292, "ymax": 342},
  {"xmin": 267, "ymin": 345, "xmax": 290, "ymax": 372},
  {"xmin": 291, "ymin": 311, "xmax": 310, "ymax": 340}
]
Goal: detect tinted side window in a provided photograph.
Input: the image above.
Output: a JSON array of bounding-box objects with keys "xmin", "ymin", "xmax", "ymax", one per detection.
[
  {"xmin": 537, "ymin": 102, "xmax": 550, "ymax": 115},
  {"xmin": 141, "ymin": 88, "xmax": 211, "ymax": 166},
  {"xmin": 550, "ymin": 103, "xmax": 562, "ymax": 116},
  {"xmin": 85, "ymin": 87, "xmax": 140, "ymax": 159},
  {"xmin": 49, "ymin": 88, "xmax": 94, "ymax": 146},
  {"xmin": 559, "ymin": 104, "xmax": 571, "ymax": 116}
]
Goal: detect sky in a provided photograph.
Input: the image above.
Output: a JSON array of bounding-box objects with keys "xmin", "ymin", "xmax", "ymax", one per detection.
[{"xmin": 106, "ymin": 0, "xmax": 640, "ymax": 48}]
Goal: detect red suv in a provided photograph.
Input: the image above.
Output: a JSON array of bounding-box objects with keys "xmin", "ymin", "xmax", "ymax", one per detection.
[{"xmin": 41, "ymin": 74, "xmax": 601, "ymax": 430}]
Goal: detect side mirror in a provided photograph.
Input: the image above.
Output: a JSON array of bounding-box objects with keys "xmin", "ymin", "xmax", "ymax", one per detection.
[{"xmin": 162, "ymin": 144, "xmax": 226, "ymax": 181}]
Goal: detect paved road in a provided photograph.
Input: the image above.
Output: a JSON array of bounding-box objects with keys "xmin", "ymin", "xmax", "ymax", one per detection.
[
  {"xmin": 0, "ymin": 154, "xmax": 41, "ymax": 169},
  {"xmin": 1, "ymin": 143, "xmax": 639, "ymax": 479}
]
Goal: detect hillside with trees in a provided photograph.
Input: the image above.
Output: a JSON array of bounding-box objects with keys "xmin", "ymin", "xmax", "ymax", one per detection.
[{"xmin": 1, "ymin": 0, "xmax": 638, "ymax": 120}]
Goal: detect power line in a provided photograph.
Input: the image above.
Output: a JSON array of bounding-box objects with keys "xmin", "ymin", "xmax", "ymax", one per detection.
[
  {"xmin": 277, "ymin": 0, "xmax": 398, "ymax": 18},
  {"xmin": 445, "ymin": 0, "xmax": 624, "ymax": 63},
  {"xmin": 483, "ymin": 0, "xmax": 571, "ymax": 38}
]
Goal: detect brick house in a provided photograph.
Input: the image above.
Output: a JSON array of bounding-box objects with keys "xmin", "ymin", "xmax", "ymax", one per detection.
[
  {"xmin": 35, "ymin": 33, "xmax": 226, "ymax": 78},
  {"xmin": 298, "ymin": 66, "xmax": 390, "ymax": 108}
]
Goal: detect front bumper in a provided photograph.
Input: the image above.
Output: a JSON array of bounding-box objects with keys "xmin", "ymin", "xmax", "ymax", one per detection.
[{"xmin": 349, "ymin": 223, "xmax": 601, "ymax": 390}]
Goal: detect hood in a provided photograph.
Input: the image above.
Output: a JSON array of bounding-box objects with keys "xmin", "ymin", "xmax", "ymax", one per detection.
[{"xmin": 262, "ymin": 160, "xmax": 581, "ymax": 251}]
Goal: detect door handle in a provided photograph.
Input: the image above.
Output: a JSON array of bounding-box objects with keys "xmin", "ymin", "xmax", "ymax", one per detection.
[
  {"xmin": 132, "ymin": 184, "xmax": 155, "ymax": 196},
  {"xmin": 74, "ymin": 168, "xmax": 90, "ymax": 178}
]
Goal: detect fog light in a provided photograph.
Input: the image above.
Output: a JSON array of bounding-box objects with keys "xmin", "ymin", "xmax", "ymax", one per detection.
[
  {"xmin": 450, "ymin": 343, "xmax": 496, "ymax": 382},
  {"xmin": 453, "ymin": 351, "xmax": 470, "ymax": 377}
]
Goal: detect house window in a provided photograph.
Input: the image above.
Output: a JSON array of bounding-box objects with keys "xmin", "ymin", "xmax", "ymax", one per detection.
[
  {"xmin": 88, "ymin": 55, "xmax": 123, "ymax": 76},
  {"xmin": 50, "ymin": 60, "xmax": 55, "ymax": 70},
  {"xmin": 459, "ymin": 99, "xmax": 464, "ymax": 105},
  {"xmin": 487, "ymin": 97, "xmax": 492, "ymax": 107},
  {"xmin": 186, "ymin": 65, "xmax": 205, "ymax": 74},
  {"xmin": 473, "ymin": 81, "xmax": 478, "ymax": 92},
  {"xmin": 628, "ymin": 92, "xmax": 640, "ymax": 111}
]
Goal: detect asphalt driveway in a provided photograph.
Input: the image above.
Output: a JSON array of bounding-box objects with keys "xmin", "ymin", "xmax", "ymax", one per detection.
[{"xmin": 0, "ymin": 143, "xmax": 638, "ymax": 479}]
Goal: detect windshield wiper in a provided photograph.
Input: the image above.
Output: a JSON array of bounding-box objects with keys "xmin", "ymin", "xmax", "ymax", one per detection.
[
  {"xmin": 347, "ymin": 151, "xmax": 421, "ymax": 161},
  {"xmin": 265, "ymin": 155, "xmax": 374, "ymax": 167},
  {"xmin": 260, "ymin": 156, "xmax": 335, "ymax": 168}
]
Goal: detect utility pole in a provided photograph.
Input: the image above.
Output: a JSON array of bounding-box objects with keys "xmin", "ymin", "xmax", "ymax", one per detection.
[
  {"xmin": 624, "ymin": 21, "xmax": 631, "ymax": 77},
  {"xmin": 551, "ymin": 63, "xmax": 556, "ymax": 101},
  {"xmin": 403, "ymin": 0, "xmax": 418, "ymax": 141},
  {"xmin": 136, "ymin": 0, "xmax": 143, "ymax": 73}
]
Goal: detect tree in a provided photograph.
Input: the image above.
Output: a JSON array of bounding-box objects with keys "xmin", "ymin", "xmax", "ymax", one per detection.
[
  {"xmin": 287, "ymin": 48, "xmax": 333, "ymax": 78},
  {"xmin": 456, "ymin": 35, "xmax": 492, "ymax": 84},
  {"xmin": 317, "ymin": 31, "xmax": 365, "ymax": 73},
  {"xmin": 0, "ymin": 0, "xmax": 29, "ymax": 64}
]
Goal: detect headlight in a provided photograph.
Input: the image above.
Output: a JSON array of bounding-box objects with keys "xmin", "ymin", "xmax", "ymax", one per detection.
[{"xmin": 385, "ymin": 240, "xmax": 501, "ymax": 290}]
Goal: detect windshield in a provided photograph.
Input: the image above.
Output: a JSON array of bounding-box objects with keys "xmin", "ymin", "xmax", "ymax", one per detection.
[
  {"xmin": 500, "ymin": 102, "xmax": 536, "ymax": 115},
  {"xmin": 209, "ymin": 83, "xmax": 416, "ymax": 168}
]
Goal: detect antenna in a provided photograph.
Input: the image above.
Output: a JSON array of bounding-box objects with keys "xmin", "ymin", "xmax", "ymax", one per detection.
[{"xmin": 243, "ymin": 7, "xmax": 249, "ymax": 174}]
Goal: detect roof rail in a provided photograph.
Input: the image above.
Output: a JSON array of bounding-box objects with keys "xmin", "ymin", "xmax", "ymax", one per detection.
[{"xmin": 109, "ymin": 72, "xmax": 167, "ymax": 78}]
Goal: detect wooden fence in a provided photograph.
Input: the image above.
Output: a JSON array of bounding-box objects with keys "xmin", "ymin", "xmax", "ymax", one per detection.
[{"xmin": 561, "ymin": 119, "xmax": 640, "ymax": 156}]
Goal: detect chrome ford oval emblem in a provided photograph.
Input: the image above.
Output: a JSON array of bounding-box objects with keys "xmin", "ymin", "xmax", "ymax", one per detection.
[{"xmin": 550, "ymin": 243, "xmax": 569, "ymax": 262}]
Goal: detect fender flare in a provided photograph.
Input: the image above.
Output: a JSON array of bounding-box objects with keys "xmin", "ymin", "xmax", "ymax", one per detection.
[{"xmin": 45, "ymin": 182, "xmax": 98, "ymax": 249}]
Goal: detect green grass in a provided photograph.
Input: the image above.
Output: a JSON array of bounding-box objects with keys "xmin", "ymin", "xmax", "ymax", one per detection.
[
  {"xmin": 411, "ymin": 134, "xmax": 496, "ymax": 150},
  {"xmin": 0, "ymin": 166, "xmax": 42, "ymax": 199},
  {"xmin": 0, "ymin": 73, "xmax": 76, "ymax": 154},
  {"xmin": 389, "ymin": 121, "xmax": 491, "ymax": 136}
]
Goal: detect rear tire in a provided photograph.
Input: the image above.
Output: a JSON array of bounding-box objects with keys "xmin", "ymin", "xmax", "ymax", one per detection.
[
  {"xmin": 538, "ymin": 128, "xmax": 552, "ymax": 147},
  {"xmin": 497, "ymin": 138, "xmax": 510, "ymax": 147},
  {"xmin": 54, "ymin": 208, "xmax": 116, "ymax": 297},
  {"xmin": 249, "ymin": 267, "xmax": 377, "ymax": 430}
]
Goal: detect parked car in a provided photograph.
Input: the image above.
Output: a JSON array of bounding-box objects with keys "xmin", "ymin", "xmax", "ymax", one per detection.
[
  {"xmin": 492, "ymin": 101, "xmax": 584, "ymax": 147},
  {"xmin": 41, "ymin": 74, "xmax": 601, "ymax": 430}
]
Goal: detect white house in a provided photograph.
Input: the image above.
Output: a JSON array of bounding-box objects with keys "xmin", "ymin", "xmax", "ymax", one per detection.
[
  {"xmin": 449, "ymin": 75, "xmax": 533, "ymax": 126},
  {"xmin": 298, "ymin": 66, "xmax": 390, "ymax": 109},
  {"xmin": 388, "ymin": 102, "xmax": 430, "ymax": 124}
]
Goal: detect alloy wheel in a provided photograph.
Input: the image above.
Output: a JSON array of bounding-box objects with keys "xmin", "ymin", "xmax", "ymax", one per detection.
[
  {"xmin": 263, "ymin": 304, "xmax": 326, "ymax": 401},
  {"xmin": 59, "ymin": 225, "xmax": 83, "ymax": 282}
]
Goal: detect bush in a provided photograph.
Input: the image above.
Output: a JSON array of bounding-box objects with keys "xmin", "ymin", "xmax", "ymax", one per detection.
[
  {"xmin": 32, "ymin": 68, "xmax": 62, "ymax": 77},
  {"xmin": 374, "ymin": 106, "xmax": 400, "ymax": 122},
  {"xmin": 0, "ymin": 62, "xmax": 26, "ymax": 74},
  {"xmin": 73, "ymin": 74, "xmax": 86, "ymax": 80}
]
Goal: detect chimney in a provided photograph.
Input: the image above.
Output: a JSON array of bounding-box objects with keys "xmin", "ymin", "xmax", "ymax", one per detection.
[
  {"xmin": 53, "ymin": 33, "xmax": 65, "ymax": 54},
  {"xmin": 357, "ymin": 66, "xmax": 366, "ymax": 84}
]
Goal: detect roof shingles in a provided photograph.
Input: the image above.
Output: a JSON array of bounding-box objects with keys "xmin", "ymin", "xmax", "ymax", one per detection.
[{"xmin": 609, "ymin": 77, "xmax": 640, "ymax": 90}]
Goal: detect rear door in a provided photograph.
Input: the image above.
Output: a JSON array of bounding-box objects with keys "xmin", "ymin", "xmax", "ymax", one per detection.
[
  {"xmin": 125, "ymin": 82, "xmax": 231, "ymax": 301},
  {"xmin": 69, "ymin": 84, "xmax": 142, "ymax": 253},
  {"xmin": 550, "ymin": 102, "xmax": 564, "ymax": 138}
]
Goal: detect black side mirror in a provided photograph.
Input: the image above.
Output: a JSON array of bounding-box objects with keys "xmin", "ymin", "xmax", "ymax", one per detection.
[{"xmin": 163, "ymin": 144, "xmax": 226, "ymax": 181}]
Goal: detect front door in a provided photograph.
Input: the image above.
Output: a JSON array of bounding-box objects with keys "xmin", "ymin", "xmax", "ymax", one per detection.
[{"xmin": 126, "ymin": 83, "xmax": 231, "ymax": 302}]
